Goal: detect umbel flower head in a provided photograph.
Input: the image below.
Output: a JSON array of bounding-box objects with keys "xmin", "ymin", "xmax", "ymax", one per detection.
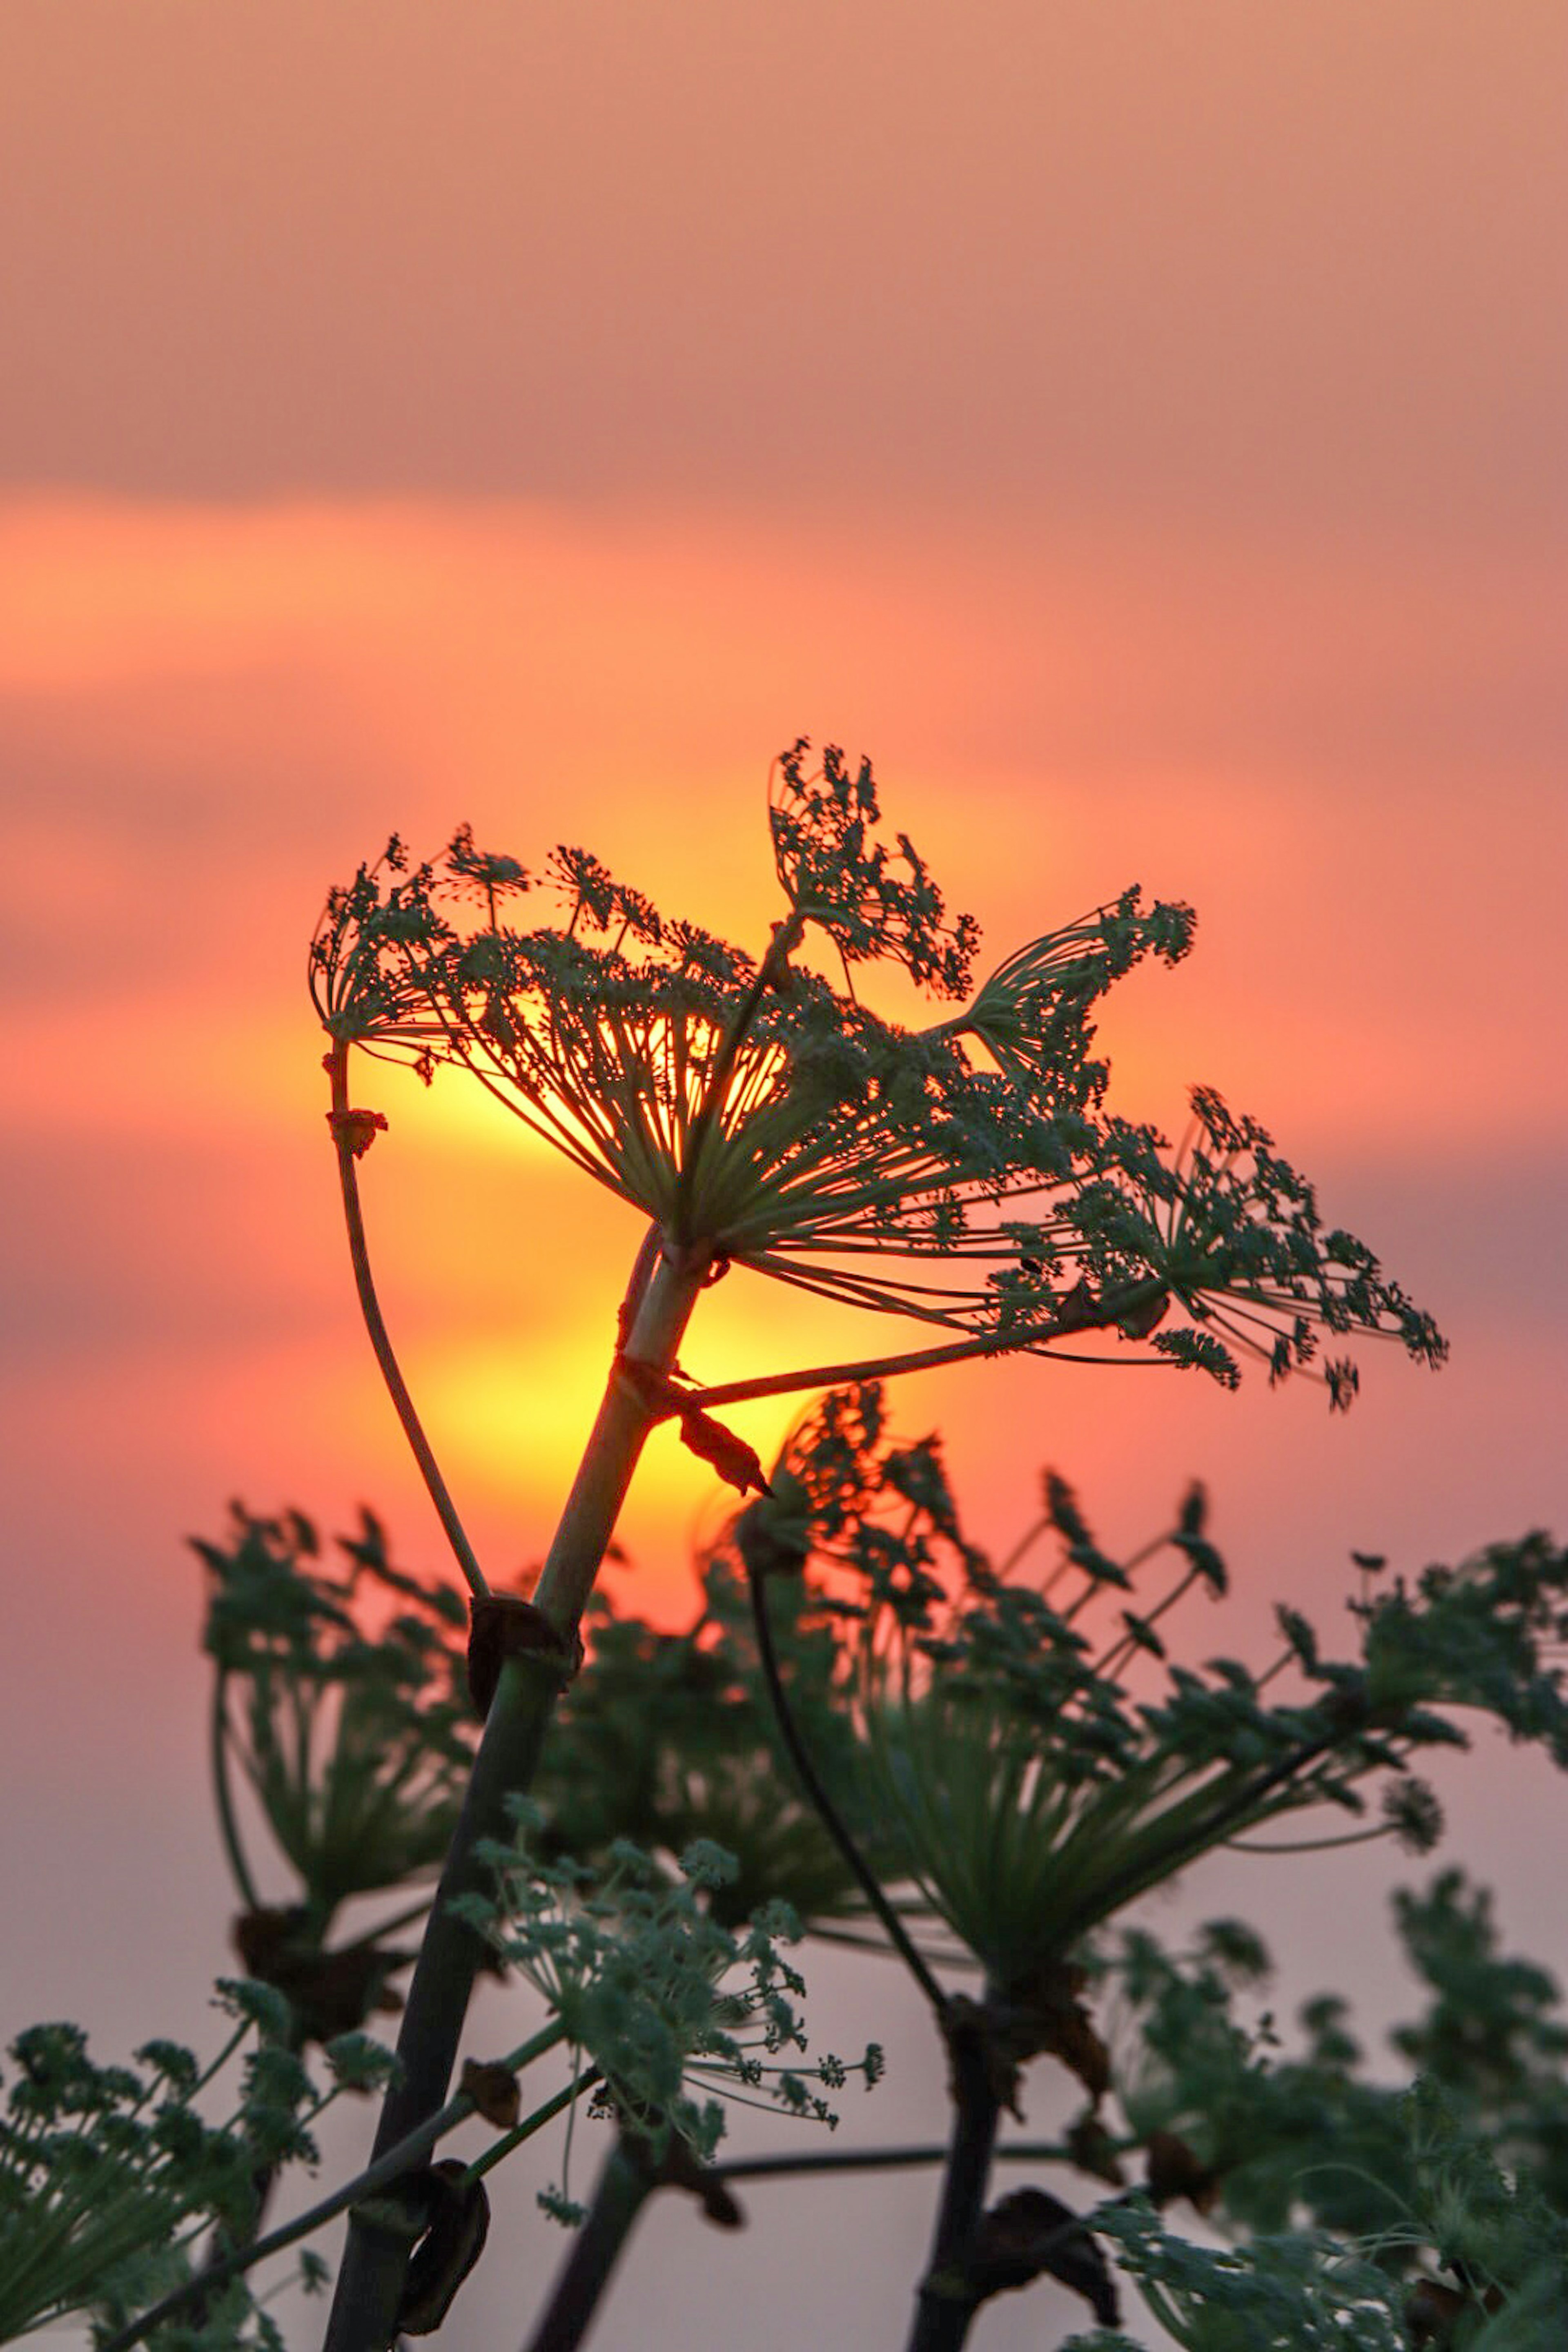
[
  {"xmin": 310, "ymin": 741, "xmax": 1443, "ymax": 1401},
  {"xmin": 452, "ymin": 1803, "xmax": 882, "ymax": 2222},
  {"xmin": 841, "ymin": 1478, "xmax": 1568, "ymax": 2012}
]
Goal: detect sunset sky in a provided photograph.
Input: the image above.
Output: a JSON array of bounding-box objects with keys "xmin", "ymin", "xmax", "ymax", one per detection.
[{"xmin": 2, "ymin": 7, "xmax": 1564, "ymax": 2348}]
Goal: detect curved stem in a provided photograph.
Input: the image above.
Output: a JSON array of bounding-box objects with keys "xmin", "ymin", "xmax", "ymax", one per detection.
[
  {"xmin": 514, "ymin": 2131, "xmax": 1109, "ymax": 2352},
  {"xmin": 1227, "ymin": 1822, "xmax": 1393, "ymax": 1855},
  {"xmin": 209, "ymin": 1673, "xmax": 261, "ymax": 1913},
  {"xmin": 322, "ymin": 1241, "xmax": 707, "ymax": 2352},
  {"xmin": 805, "ymin": 1921, "xmax": 979, "ymax": 1970},
  {"xmin": 325, "ymin": 1043, "xmax": 488, "ymax": 1600},
  {"xmin": 717, "ymin": 2136, "xmax": 1098, "ymax": 2183},
  {"xmin": 747, "ymin": 1568, "xmax": 948, "ymax": 2019}
]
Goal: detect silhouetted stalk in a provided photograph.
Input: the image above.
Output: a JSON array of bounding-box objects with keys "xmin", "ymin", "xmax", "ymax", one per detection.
[
  {"xmin": 906, "ymin": 2006, "xmax": 1004, "ymax": 2352},
  {"xmin": 209, "ymin": 1673, "xmax": 261, "ymax": 1913},
  {"xmin": 747, "ymin": 1542, "xmax": 1018, "ymax": 2352},
  {"xmin": 716, "ymin": 2136, "xmax": 1099, "ymax": 2183},
  {"xmin": 322, "ymin": 1241, "xmax": 708, "ymax": 2352},
  {"xmin": 519, "ymin": 2126, "xmax": 1111, "ymax": 2352},
  {"xmin": 747, "ymin": 1567, "xmax": 947, "ymax": 2017}
]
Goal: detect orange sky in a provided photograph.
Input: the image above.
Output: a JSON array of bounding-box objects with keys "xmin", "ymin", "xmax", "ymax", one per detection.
[
  {"xmin": 2, "ymin": 10, "xmax": 1564, "ymax": 2348},
  {"xmin": 4, "ymin": 488, "xmax": 1562, "ymax": 1589}
]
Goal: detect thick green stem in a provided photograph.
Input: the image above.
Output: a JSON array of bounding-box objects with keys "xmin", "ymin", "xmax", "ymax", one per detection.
[
  {"xmin": 906, "ymin": 2009, "xmax": 1003, "ymax": 2352},
  {"xmin": 322, "ymin": 1240, "xmax": 705, "ymax": 2352},
  {"xmin": 521, "ymin": 2137, "xmax": 657, "ymax": 2352}
]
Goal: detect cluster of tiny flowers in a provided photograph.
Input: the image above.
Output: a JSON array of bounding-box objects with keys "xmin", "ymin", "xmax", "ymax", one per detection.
[
  {"xmin": 0, "ymin": 1985, "xmax": 392, "ymax": 2346},
  {"xmin": 452, "ymin": 1803, "xmax": 880, "ymax": 2222},
  {"xmin": 311, "ymin": 743, "xmax": 1442, "ymax": 1405}
]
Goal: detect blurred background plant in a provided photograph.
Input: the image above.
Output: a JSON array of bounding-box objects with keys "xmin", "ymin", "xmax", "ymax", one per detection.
[
  {"xmin": 0, "ymin": 1980, "xmax": 394, "ymax": 2351},
  {"xmin": 33, "ymin": 1408, "xmax": 1568, "ymax": 2352},
  {"xmin": 719, "ymin": 1391, "xmax": 1568, "ymax": 2350},
  {"xmin": 199, "ymin": 1504, "xmax": 476, "ymax": 2047}
]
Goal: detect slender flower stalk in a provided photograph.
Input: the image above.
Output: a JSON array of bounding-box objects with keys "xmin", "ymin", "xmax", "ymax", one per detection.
[
  {"xmin": 324, "ymin": 1041, "xmax": 488, "ymax": 1599},
  {"xmin": 907, "ymin": 2003, "xmax": 1006, "ymax": 2352},
  {"xmin": 519, "ymin": 2127, "xmax": 1102, "ymax": 2352},
  {"xmin": 716, "ymin": 2136, "xmax": 1100, "ymax": 2183},
  {"xmin": 747, "ymin": 1563, "xmax": 947, "ymax": 2016},
  {"xmin": 674, "ymin": 1276, "xmax": 1172, "ymax": 1413}
]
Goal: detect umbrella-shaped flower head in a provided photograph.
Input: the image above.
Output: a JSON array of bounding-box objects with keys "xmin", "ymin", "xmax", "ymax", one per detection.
[{"xmin": 310, "ymin": 743, "xmax": 1443, "ymax": 1401}]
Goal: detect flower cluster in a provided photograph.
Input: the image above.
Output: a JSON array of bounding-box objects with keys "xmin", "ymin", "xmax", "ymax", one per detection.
[
  {"xmin": 1102, "ymin": 1868, "xmax": 1568, "ymax": 2255},
  {"xmin": 0, "ymin": 1984, "xmax": 391, "ymax": 2347},
  {"xmin": 310, "ymin": 742, "xmax": 1436, "ymax": 1402},
  {"xmin": 452, "ymin": 1805, "xmax": 880, "ymax": 2221},
  {"xmin": 716, "ymin": 1393, "xmax": 1568, "ymax": 2046},
  {"xmin": 767, "ymin": 739, "xmax": 982, "ymax": 996},
  {"xmin": 847, "ymin": 1493, "xmax": 1568, "ymax": 2007},
  {"xmin": 1066, "ymin": 2079, "xmax": 1568, "ymax": 2351}
]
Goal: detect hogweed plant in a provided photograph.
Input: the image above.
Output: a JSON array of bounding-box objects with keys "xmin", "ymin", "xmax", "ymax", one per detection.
[{"xmin": 298, "ymin": 743, "xmax": 1447, "ymax": 2346}]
